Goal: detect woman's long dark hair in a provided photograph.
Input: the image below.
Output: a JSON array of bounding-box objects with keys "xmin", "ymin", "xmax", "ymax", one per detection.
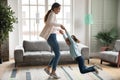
[{"xmin": 44, "ymin": 2, "xmax": 61, "ymax": 22}]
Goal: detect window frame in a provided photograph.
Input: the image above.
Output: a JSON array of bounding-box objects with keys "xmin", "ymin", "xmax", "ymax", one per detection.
[{"xmin": 20, "ymin": 0, "xmax": 73, "ymax": 41}]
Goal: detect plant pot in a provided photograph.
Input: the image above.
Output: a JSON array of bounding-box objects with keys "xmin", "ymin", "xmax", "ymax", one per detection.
[{"xmin": 101, "ymin": 46, "xmax": 109, "ymax": 51}]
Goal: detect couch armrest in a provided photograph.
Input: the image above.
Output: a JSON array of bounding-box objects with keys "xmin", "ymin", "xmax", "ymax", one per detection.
[
  {"xmin": 81, "ymin": 48, "xmax": 89, "ymax": 59},
  {"xmin": 14, "ymin": 45, "xmax": 24, "ymax": 63},
  {"xmin": 78, "ymin": 43, "xmax": 89, "ymax": 59}
]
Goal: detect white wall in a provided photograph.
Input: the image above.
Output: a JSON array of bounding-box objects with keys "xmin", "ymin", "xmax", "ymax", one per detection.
[
  {"xmin": 8, "ymin": 0, "xmax": 19, "ymax": 58},
  {"xmin": 73, "ymin": 0, "xmax": 88, "ymax": 45}
]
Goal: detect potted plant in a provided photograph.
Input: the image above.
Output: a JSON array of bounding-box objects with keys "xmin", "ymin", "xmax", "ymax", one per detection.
[
  {"xmin": 0, "ymin": 4, "xmax": 17, "ymax": 64},
  {"xmin": 95, "ymin": 27, "xmax": 118, "ymax": 51}
]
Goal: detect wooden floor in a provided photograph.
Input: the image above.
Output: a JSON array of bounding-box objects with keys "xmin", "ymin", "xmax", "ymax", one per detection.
[
  {"xmin": 0, "ymin": 58, "xmax": 120, "ymax": 80},
  {"xmin": 87, "ymin": 58, "xmax": 120, "ymax": 80}
]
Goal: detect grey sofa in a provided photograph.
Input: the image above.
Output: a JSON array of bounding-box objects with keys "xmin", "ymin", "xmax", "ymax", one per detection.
[{"xmin": 14, "ymin": 40, "xmax": 89, "ymax": 67}]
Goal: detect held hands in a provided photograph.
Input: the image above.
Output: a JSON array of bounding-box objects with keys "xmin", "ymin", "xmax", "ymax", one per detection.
[
  {"xmin": 60, "ymin": 25, "xmax": 68, "ymax": 34},
  {"xmin": 59, "ymin": 30, "xmax": 64, "ymax": 34}
]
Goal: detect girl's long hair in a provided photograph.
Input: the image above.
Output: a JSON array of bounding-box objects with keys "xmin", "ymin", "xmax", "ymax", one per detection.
[
  {"xmin": 44, "ymin": 2, "xmax": 61, "ymax": 22},
  {"xmin": 71, "ymin": 35, "xmax": 80, "ymax": 43}
]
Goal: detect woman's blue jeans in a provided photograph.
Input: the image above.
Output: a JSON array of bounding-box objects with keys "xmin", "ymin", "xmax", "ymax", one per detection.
[
  {"xmin": 75, "ymin": 56, "xmax": 95, "ymax": 74},
  {"xmin": 47, "ymin": 34, "xmax": 60, "ymax": 70}
]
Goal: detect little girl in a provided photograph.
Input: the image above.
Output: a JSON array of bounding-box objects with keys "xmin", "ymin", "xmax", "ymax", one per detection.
[{"xmin": 59, "ymin": 29, "xmax": 102, "ymax": 74}]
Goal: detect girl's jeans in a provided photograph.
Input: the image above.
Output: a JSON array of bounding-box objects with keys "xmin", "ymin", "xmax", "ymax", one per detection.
[
  {"xmin": 75, "ymin": 56, "xmax": 95, "ymax": 74},
  {"xmin": 47, "ymin": 34, "xmax": 60, "ymax": 70}
]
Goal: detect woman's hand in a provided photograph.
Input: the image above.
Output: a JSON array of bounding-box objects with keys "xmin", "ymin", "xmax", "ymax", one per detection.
[{"xmin": 60, "ymin": 25, "xmax": 65, "ymax": 30}]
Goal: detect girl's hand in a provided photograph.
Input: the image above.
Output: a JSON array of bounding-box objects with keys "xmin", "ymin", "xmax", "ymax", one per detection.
[{"xmin": 59, "ymin": 30, "xmax": 64, "ymax": 34}]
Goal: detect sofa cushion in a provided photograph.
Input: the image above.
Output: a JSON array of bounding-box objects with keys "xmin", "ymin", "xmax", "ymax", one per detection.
[
  {"xmin": 24, "ymin": 52, "xmax": 43, "ymax": 62},
  {"xmin": 60, "ymin": 51, "xmax": 72, "ymax": 59},
  {"xmin": 23, "ymin": 51, "xmax": 52, "ymax": 62},
  {"xmin": 23, "ymin": 40, "xmax": 51, "ymax": 52},
  {"xmin": 59, "ymin": 51, "xmax": 75, "ymax": 64},
  {"xmin": 99, "ymin": 51, "xmax": 118, "ymax": 63},
  {"xmin": 58, "ymin": 41, "xmax": 69, "ymax": 51}
]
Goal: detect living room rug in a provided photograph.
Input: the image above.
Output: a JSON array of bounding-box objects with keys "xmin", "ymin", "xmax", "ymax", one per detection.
[{"xmin": 1, "ymin": 65, "xmax": 114, "ymax": 80}]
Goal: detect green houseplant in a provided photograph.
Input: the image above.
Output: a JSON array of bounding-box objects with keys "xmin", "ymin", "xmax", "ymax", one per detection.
[
  {"xmin": 95, "ymin": 27, "xmax": 118, "ymax": 50},
  {"xmin": 0, "ymin": 4, "xmax": 17, "ymax": 63}
]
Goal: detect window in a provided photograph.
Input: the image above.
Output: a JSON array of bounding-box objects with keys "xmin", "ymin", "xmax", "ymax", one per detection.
[{"xmin": 21, "ymin": 0, "xmax": 73, "ymax": 41}]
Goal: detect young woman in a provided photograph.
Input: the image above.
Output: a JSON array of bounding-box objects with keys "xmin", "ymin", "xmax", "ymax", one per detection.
[
  {"xmin": 40, "ymin": 2, "xmax": 64, "ymax": 79},
  {"xmin": 59, "ymin": 29, "xmax": 102, "ymax": 74}
]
